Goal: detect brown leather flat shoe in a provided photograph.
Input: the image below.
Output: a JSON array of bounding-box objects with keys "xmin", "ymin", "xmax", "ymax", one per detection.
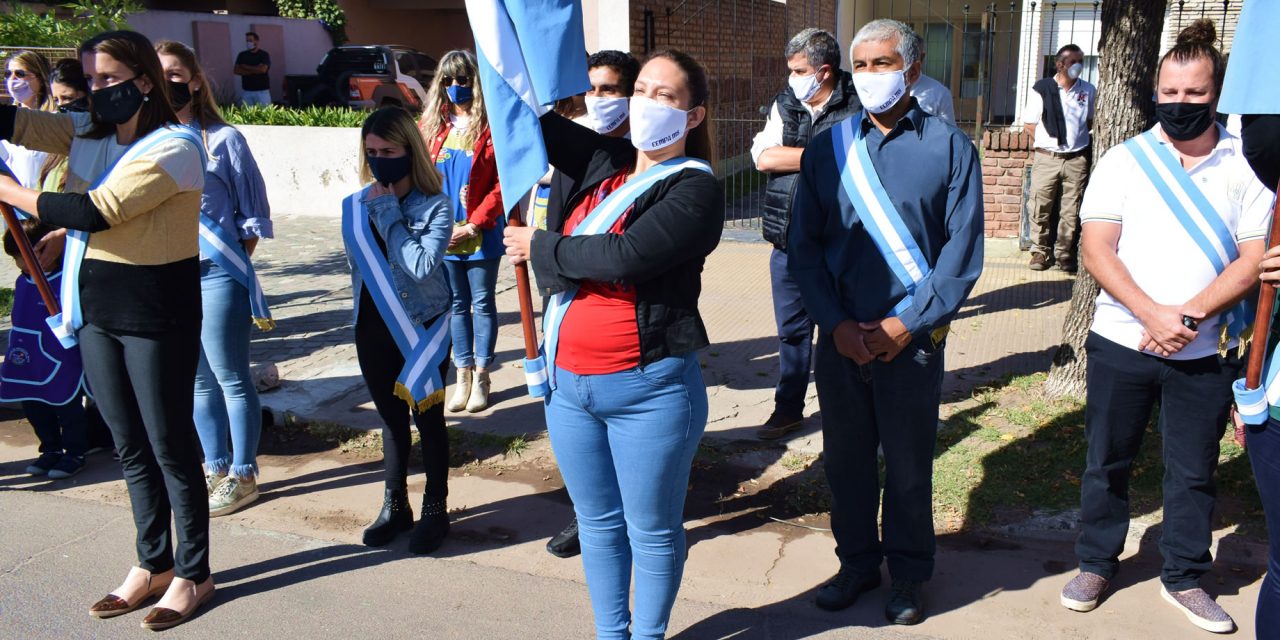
[
  {"xmin": 140, "ymin": 578, "xmax": 215, "ymax": 631},
  {"xmin": 89, "ymin": 568, "xmax": 172, "ymax": 619}
]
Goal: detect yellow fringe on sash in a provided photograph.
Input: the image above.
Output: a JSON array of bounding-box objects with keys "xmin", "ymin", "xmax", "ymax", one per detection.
[
  {"xmin": 1222, "ymin": 323, "xmax": 1253, "ymax": 359},
  {"xmin": 394, "ymin": 382, "xmax": 446, "ymax": 413},
  {"xmin": 254, "ymin": 317, "xmax": 277, "ymax": 331}
]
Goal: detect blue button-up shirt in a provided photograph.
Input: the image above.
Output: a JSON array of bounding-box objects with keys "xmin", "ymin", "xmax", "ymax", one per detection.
[
  {"xmin": 787, "ymin": 101, "xmax": 984, "ymax": 338},
  {"xmin": 198, "ymin": 121, "xmax": 273, "ymax": 245}
]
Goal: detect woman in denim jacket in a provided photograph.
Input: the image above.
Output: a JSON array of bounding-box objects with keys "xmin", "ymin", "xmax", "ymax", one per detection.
[{"xmin": 345, "ymin": 107, "xmax": 454, "ymax": 554}]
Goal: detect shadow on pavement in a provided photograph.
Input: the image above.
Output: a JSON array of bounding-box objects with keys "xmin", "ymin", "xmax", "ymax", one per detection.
[
  {"xmin": 954, "ymin": 278, "xmax": 1073, "ymax": 322},
  {"xmin": 211, "ymin": 544, "xmax": 402, "ymax": 605}
]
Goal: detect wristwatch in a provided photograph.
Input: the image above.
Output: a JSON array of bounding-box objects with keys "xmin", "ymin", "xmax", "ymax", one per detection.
[{"xmin": 1181, "ymin": 315, "xmax": 1198, "ymax": 330}]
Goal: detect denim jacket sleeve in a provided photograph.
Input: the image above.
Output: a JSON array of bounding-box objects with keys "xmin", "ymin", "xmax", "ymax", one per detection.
[{"xmin": 367, "ymin": 191, "xmax": 452, "ymax": 282}]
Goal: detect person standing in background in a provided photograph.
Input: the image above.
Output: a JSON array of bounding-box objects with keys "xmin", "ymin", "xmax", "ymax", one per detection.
[
  {"xmin": 1, "ymin": 51, "xmax": 55, "ymax": 191},
  {"xmin": 910, "ymin": 49, "xmax": 956, "ymax": 126},
  {"xmin": 1023, "ymin": 44, "xmax": 1095, "ymax": 273},
  {"xmin": 234, "ymin": 32, "xmax": 271, "ymax": 106}
]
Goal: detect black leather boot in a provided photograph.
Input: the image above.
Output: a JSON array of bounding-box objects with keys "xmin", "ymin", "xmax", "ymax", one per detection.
[
  {"xmin": 362, "ymin": 487, "xmax": 413, "ymax": 547},
  {"xmin": 408, "ymin": 496, "xmax": 450, "ymax": 555},
  {"xmin": 546, "ymin": 517, "xmax": 580, "ymax": 558}
]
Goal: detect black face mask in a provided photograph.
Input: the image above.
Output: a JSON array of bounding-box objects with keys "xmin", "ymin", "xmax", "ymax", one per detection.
[
  {"xmin": 367, "ymin": 154, "xmax": 412, "ymax": 186},
  {"xmin": 168, "ymin": 81, "xmax": 192, "ymax": 111},
  {"xmin": 1241, "ymin": 114, "xmax": 1280, "ymax": 194},
  {"xmin": 57, "ymin": 97, "xmax": 90, "ymax": 114},
  {"xmin": 91, "ymin": 78, "xmax": 145, "ymax": 125},
  {"xmin": 1155, "ymin": 101, "xmax": 1216, "ymax": 141}
]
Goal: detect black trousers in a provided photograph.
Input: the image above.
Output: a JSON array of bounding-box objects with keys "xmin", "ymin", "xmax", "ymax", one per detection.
[
  {"xmin": 1077, "ymin": 333, "xmax": 1241, "ymax": 590},
  {"xmin": 814, "ymin": 330, "xmax": 944, "ymax": 582},
  {"xmin": 79, "ymin": 322, "xmax": 209, "ymax": 582},
  {"xmin": 770, "ymin": 248, "xmax": 814, "ymax": 417},
  {"xmin": 355, "ymin": 297, "xmax": 450, "ymax": 499}
]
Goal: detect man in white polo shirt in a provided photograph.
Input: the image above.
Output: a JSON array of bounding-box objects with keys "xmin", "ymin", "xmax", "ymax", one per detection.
[
  {"xmin": 1023, "ymin": 44, "xmax": 1095, "ymax": 272},
  {"xmin": 1060, "ymin": 21, "xmax": 1271, "ymax": 634}
]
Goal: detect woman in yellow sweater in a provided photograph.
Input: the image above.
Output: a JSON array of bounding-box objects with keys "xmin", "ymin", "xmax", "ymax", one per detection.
[{"xmin": 0, "ymin": 31, "xmax": 212, "ymax": 630}]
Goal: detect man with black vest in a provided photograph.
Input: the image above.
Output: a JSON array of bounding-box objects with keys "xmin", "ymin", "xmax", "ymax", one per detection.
[
  {"xmin": 749, "ymin": 28, "xmax": 861, "ymax": 440},
  {"xmin": 1023, "ymin": 44, "xmax": 1095, "ymax": 272}
]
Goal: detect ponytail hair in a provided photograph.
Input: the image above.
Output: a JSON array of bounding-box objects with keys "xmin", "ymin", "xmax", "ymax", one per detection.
[
  {"xmin": 1158, "ymin": 19, "xmax": 1224, "ymax": 97},
  {"xmin": 646, "ymin": 49, "xmax": 717, "ymax": 171}
]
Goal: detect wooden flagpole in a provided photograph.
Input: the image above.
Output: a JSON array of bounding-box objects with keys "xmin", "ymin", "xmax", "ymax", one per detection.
[
  {"xmin": 0, "ymin": 161, "xmax": 59, "ymax": 315},
  {"xmin": 506, "ymin": 208, "xmax": 540, "ymax": 361},
  {"xmin": 1245, "ymin": 182, "xmax": 1280, "ymax": 391}
]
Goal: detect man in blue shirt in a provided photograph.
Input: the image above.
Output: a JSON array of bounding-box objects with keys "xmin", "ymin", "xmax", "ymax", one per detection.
[{"xmin": 788, "ymin": 18, "xmax": 984, "ymax": 625}]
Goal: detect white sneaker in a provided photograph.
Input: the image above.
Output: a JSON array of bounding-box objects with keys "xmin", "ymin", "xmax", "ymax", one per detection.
[
  {"xmin": 447, "ymin": 367, "xmax": 473, "ymax": 412},
  {"xmin": 466, "ymin": 370, "xmax": 491, "ymax": 413},
  {"xmin": 204, "ymin": 470, "xmax": 226, "ymax": 496},
  {"xmin": 209, "ymin": 475, "xmax": 259, "ymax": 517}
]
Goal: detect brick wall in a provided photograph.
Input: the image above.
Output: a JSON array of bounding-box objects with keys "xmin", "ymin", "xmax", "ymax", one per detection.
[{"xmin": 981, "ymin": 129, "xmax": 1034, "ymax": 238}]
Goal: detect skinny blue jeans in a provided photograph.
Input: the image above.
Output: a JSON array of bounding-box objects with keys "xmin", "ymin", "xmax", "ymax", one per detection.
[
  {"xmin": 546, "ymin": 354, "xmax": 708, "ymax": 640},
  {"xmin": 444, "ymin": 258, "xmax": 499, "ymax": 369},
  {"xmin": 193, "ymin": 261, "xmax": 262, "ymax": 478},
  {"xmin": 1247, "ymin": 417, "xmax": 1280, "ymax": 637}
]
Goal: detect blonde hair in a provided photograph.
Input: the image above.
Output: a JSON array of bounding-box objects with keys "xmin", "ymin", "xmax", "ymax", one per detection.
[
  {"xmin": 360, "ymin": 106, "xmax": 443, "ymax": 196},
  {"xmin": 8, "ymin": 51, "xmax": 55, "ymax": 112},
  {"xmin": 418, "ymin": 50, "xmax": 488, "ymax": 151},
  {"xmin": 155, "ymin": 40, "xmax": 228, "ymax": 128}
]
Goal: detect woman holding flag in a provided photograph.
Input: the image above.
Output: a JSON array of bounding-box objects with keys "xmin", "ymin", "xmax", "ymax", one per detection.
[
  {"xmin": 0, "ymin": 30, "xmax": 213, "ymax": 629},
  {"xmin": 504, "ymin": 50, "xmax": 723, "ymax": 640},
  {"xmin": 345, "ymin": 106, "xmax": 455, "ymax": 554},
  {"xmin": 418, "ymin": 49, "xmax": 505, "ymax": 415},
  {"xmin": 156, "ymin": 40, "xmax": 274, "ymax": 518}
]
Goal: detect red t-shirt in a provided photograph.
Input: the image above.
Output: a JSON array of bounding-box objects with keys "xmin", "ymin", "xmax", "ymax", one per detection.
[{"xmin": 556, "ymin": 168, "xmax": 642, "ymax": 375}]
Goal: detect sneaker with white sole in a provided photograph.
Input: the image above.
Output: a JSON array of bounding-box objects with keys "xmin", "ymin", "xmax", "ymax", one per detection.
[
  {"xmin": 209, "ymin": 475, "xmax": 259, "ymax": 517},
  {"xmin": 25, "ymin": 452, "xmax": 62, "ymax": 475},
  {"xmin": 47, "ymin": 455, "xmax": 85, "ymax": 479},
  {"xmin": 1161, "ymin": 586, "xmax": 1235, "ymax": 634},
  {"xmin": 204, "ymin": 470, "xmax": 227, "ymax": 496},
  {"xmin": 1060, "ymin": 571, "xmax": 1109, "ymax": 612}
]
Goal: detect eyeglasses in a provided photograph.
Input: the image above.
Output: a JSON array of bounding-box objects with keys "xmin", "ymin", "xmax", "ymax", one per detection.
[
  {"xmin": 440, "ymin": 75, "xmax": 471, "ymax": 87},
  {"xmin": 3, "ymin": 69, "xmax": 28, "ymax": 80}
]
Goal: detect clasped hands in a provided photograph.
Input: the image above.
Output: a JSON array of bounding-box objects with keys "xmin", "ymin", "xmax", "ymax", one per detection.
[
  {"xmin": 832, "ymin": 317, "xmax": 913, "ymax": 365},
  {"xmin": 1137, "ymin": 302, "xmax": 1201, "ymax": 358}
]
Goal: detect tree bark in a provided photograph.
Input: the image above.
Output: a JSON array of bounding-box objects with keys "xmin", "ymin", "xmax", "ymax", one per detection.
[{"xmin": 1043, "ymin": 0, "xmax": 1169, "ymax": 398}]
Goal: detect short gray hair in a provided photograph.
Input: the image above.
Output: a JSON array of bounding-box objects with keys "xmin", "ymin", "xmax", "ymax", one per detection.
[
  {"xmin": 850, "ymin": 19, "xmax": 923, "ymax": 68},
  {"xmin": 785, "ymin": 28, "xmax": 841, "ymax": 70}
]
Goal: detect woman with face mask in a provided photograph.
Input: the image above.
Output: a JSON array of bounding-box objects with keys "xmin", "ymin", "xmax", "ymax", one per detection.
[
  {"xmin": 29, "ymin": 58, "xmax": 93, "ymax": 273},
  {"xmin": 0, "ymin": 30, "xmax": 212, "ymax": 629},
  {"xmin": 156, "ymin": 40, "xmax": 274, "ymax": 519},
  {"xmin": 503, "ymin": 50, "xmax": 723, "ymax": 640},
  {"xmin": 1, "ymin": 51, "xmax": 56, "ymax": 192},
  {"xmin": 417, "ymin": 49, "xmax": 504, "ymax": 415},
  {"xmin": 346, "ymin": 106, "xmax": 455, "ymax": 554}
]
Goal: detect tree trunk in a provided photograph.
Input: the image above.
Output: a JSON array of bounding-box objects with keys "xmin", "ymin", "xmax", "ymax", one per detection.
[{"xmin": 1043, "ymin": 0, "xmax": 1169, "ymax": 398}]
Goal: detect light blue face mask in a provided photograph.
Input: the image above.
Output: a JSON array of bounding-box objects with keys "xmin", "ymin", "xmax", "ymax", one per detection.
[{"xmin": 447, "ymin": 85, "xmax": 473, "ymax": 105}]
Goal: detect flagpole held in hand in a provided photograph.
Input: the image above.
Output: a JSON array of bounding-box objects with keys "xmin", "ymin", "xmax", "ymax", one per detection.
[
  {"xmin": 0, "ymin": 159, "xmax": 59, "ymax": 315},
  {"xmin": 1232, "ymin": 180, "xmax": 1280, "ymax": 434},
  {"xmin": 507, "ymin": 208, "xmax": 550, "ymax": 397}
]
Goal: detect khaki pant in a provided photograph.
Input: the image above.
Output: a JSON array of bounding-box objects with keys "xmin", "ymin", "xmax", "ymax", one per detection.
[{"xmin": 1029, "ymin": 152, "xmax": 1089, "ymax": 262}]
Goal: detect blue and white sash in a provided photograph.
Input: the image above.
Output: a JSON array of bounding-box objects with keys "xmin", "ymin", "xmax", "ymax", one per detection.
[
  {"xmin": 342, "ymin": 188, "xmax": 452, "ymax": 411},
  {"xmin": 47, "ymin": 125, "xmax": 207, "ymax": 348},
  {"xmin": 198, "ymin": 218, "xmax": 274, "ymax": 330},
  {"xmin": 533, "ymin": 157, "xmax": 713, "ymax": 395},
  {"xmin": 831, "ymin": 115, "xmax": 931, "ymax": 317},
  {"xmin": 1124, "ymin": 130, "xmax": 1251, "ymax": 347}
]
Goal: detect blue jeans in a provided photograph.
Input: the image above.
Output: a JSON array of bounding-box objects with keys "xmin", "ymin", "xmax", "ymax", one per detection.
[
  {"xmin": 1247, "ymin": 417, "xmax": 1280, "ymax": 636},
  {"xmin": 546, "ymin": 354, "xmax": 708, "ymax": 640},
  {"xmin": 770, "ymin": 248, "xmax": 813, "ymax": 417},
  {"xmin": 444, "ymin": 258, "xmax": 499, "ymax": 369},
  {"xmin": 193, "ymin": 262, "xmax": 262, "ymax": 478}
]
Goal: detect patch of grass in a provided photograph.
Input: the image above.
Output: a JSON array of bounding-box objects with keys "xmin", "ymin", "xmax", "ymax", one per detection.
[
  {"xmin": 0, "ymin": 287, "xmax": 11, "ymax": 317},
  {"xmin": 446, "ymin": 429, "xmax": 535, "ymax": 465},
  {"xmin": 780, "ymin": 452, "xmax": 816, "ymax": 472}
]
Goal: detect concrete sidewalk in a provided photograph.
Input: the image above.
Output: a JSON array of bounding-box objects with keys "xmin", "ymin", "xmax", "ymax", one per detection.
[{"xmin": 242, "ymin": 214, "xmax": 1076, "ymax": 455}]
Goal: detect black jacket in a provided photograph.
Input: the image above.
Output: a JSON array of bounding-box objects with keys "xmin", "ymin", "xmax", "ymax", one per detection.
[
  {"xmin": 1032, "ymin": 77, "xmax": 1068, "ymax": 147},
  {"xmin": 761, "ymin": 70, "xmax": 861, "ymax": 250},
  {"xmin": 530, "ymin": 112, "xmax": 725, "ymax": 366}
]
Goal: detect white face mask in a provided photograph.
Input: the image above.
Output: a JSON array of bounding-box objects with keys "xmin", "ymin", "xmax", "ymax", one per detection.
[
  {"xmin": 6, "ymin": 78, "xmax": 32, "ymax": 105},
  {"xmin": 246, "ymin": 41, "xmax": 255, "ymax": 50},
  {"xmin": 585, "ymin": 96, "xmax": 629, "ymax": 134},
  {"xmin": 853, "ymin": 69, "xmax": 908, "ymax": 114},
  {"xmin": 629, "ymin": 95, "xmax": 689, "ymax": 152},
  {"xmin": 788, "ymin": 70, "xmax": 822, "ymax": 102},
  {"xmin": 1067, "ymin": 63, "xmax": 1083, "ymax": 80}
]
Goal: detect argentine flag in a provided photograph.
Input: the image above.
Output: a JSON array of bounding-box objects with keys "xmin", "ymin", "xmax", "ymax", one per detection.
[{"xmin": 465, "ymin": 0, "xmax": 591, "ymax": 210}]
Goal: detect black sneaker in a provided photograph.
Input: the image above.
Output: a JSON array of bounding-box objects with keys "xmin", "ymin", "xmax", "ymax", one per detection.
[
  {"xmin": 885, "ymin": 579, "xmax": 925, "ymax": 625},
  {"xmin": 757, "ymin": 412, "xmax": 804, "ymax": 441},
  {"xmin": 25, "ymin": 452, "xmax": 62, "ymax": 475},
  {"xmin": 547, "ymin": 517, "xmax": 581, "ymax": 558},
  {"xmin": 47, "ymin": 455, "xmax": 85, "ymax": 479},
  {"xmin": 815, "ymin": 566, "xmax": 881, "ymax": 611}
]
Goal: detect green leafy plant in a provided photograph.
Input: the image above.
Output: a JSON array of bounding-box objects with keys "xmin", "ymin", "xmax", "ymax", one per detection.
[
  {"xmin": 222, "ymin": 104, "xmax": 365, "ymax": 128},
  {"xmin": 274, "ymin": 0, "xmax": 347, "ymax": 46},
  {"xmin": 0, "ymin": 0, "xmax": 139, "ymax": 48}
]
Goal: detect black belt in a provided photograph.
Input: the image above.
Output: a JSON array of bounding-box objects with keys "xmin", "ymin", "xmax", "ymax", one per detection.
[{"xmin": 1035, "ymin": 148, "xmax": 1088, "ymax": 160}]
